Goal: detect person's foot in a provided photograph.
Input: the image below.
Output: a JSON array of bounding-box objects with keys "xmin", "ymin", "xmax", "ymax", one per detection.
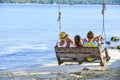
[{"xmin": 106, "ymin": 56, "xmax": 110, "ymax": 62}]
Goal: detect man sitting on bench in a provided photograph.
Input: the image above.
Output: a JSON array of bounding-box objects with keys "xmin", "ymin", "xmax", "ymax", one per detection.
[{"xmin": 83, "ymin": 31, "xmax": 110, "ymax": 62}]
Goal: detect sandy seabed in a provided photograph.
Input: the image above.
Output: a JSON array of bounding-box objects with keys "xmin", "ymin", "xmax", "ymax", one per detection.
[{"xmin": 0, "ymin": 49, "xmax": 120, "ymax": 80}]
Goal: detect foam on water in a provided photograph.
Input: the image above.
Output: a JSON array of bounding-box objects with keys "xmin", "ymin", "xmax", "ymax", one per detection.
[{"xmin": 0, "ymin": 43, "xmax": 49, "ymax": 56}]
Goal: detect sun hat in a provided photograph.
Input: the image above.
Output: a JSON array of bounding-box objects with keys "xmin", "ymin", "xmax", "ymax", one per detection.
[{"xmin": 59, "ymin": 31, "xmax": 68, "ymax": 40}]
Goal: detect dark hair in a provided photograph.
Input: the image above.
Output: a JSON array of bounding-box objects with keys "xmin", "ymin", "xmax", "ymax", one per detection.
[
  {"xmin": 87, "ymin": 31, "xmax": 94, "ymax": 39},
  {"xmin": 74, "ymin": 35, "xmax": 81, "ymax": 47}
]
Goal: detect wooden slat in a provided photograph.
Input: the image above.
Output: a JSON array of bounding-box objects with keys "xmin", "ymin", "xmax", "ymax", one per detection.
[
  {"xmin": 60, "ymin": 58, "xmax": 83, "ymax": 62},
  {"xmin": 56, "ymin": 52, "xmax": 77, "ymax": 58},
  {"xmin": 55, "ymin": 47, "xmax": 99, "ymax": 53}
]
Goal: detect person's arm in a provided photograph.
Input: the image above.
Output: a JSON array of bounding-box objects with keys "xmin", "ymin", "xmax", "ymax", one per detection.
[
  {"xmin": 97, "ymin": 35, "xmax": 102, "ymax": 48},
  {"xmin": 94, "ymin": 35, "xmax": 102, "ymax": 42},
  {"xmin": 80, "ymin": 40, "xmax": 83, "ymax": 45},
  {"xmin": 66, "ymin": 38, "xmax": 73, "ymax": 47}
]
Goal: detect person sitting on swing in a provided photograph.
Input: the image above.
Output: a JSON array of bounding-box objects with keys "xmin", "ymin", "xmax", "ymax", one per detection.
[
  {"xmin": 73, "ymin": 35, "xmax": 83, "ymax": 47},
  {"xmin": 83, "ymin": 31, "xmax": 102, "ymax": 47},
  {"xmin": 57, "ymin": 31, "xmax": 73, "ymax": 47},
  {"xmin": 83, "ymin": 31, "xmax": 110, "ymax": 62}
]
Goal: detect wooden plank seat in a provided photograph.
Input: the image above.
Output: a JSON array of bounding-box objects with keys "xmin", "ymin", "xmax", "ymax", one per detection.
[{"xmin": 54, "ymin": 46, "xmax": 110, "ymax": 66}]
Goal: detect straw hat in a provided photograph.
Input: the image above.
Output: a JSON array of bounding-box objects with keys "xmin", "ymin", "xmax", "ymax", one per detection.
[{"xmin": 59, "ymin": 32, "xmax": 68, "ymax": 40}]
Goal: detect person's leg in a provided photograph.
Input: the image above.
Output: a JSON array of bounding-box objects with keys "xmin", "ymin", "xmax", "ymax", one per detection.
[
  {"xmin": 105, "ymin": 47, "xmax": 110, "ymax": 62},
  {"xmin": 99, "ymin": 51, "xmax": 104, "ymax": 66}
]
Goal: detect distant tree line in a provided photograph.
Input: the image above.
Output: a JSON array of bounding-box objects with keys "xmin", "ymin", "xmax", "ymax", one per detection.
[{"xmin": 0, "ymin": 0, "xmax": 120, "ymax": 5}]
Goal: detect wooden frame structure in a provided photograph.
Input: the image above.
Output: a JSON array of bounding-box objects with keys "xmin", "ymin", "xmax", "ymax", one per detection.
[{"xmin": 55, "ymin": 46, "xmax": 110, "ymax": 66}]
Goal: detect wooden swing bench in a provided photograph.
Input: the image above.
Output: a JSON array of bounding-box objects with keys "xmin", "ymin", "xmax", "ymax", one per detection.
[{"xmin": 54, "ymin": 46, "xmax": 110, "ymax": 66}]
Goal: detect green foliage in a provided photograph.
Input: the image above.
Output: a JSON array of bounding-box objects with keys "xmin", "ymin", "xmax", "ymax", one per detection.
[{"xmin": 0, "ymin": 0, "xmax": 120, "ymax": 5}]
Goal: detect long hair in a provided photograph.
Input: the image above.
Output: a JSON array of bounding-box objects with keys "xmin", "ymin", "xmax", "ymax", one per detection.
[{"xmin": 74, "ymin": 35, "xmax": 81, "ymax": 47}]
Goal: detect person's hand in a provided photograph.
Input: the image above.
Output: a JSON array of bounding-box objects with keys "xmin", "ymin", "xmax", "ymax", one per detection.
[{"xmin": 98, "ymin": 35, "xmax": 102, "ymax": 41}]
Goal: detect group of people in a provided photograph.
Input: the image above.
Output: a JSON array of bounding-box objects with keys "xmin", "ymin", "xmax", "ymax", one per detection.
[
  {"xmin": 57, "ymin": 31, "xmax": 102, "ymax": 48},
  {"xmin": 56, "ymin": 31, "xmax": 110, "ymax": 62}
]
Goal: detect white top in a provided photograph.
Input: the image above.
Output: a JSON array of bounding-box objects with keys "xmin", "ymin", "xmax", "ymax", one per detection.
[
  {"xmin": 58, "ymin": 40, "xmax": 74, "ymax": 47},
  {"xmin": 58, "ymin": 40, "xmax": 67, "ymax": 47}
]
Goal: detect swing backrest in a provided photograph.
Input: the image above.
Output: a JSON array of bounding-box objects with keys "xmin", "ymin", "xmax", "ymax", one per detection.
[{"xmin": 55, "ymin": 46, "xmax": 101, "ymax": 59}]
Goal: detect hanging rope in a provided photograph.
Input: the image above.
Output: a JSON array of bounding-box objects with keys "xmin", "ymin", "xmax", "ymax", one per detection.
[
  {"xmin": 56, "ymin": 0, "xmax": 62, "ymax": 46},
  {"xmin": 57, "ymin": 0, "xmax": 62, "ymax": 32},
  {"xmin": 101, "ymin": 0, "xmax": 107, "ymax": 44}
]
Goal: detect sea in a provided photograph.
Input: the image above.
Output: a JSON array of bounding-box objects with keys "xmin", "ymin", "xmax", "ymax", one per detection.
[{"xmin": 0, "ymin": 4, "xmax": 120, "ymax": 71}]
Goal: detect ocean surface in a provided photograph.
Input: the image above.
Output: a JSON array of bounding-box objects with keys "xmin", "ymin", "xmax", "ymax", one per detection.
[{"xmin": 0, "ymin": 4, "xmax": 120, "ymax": 71}]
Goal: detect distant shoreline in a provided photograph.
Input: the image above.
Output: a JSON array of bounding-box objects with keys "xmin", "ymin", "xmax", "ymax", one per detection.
[
  {"xmin": 0, "ymin": 3, "xmax": 120, "ymax": 6},
  {"xmin": 1, "ymin": 0, "xmax": 120, "ymax": 5},
  {"xmin": 0, "ymin": 3, "xmax": 120, "ymax": 5}
]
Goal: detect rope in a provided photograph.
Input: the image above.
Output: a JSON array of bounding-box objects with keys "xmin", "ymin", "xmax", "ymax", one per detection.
[
  {"xmin": 56, "ymin": 0, "xmax": 62, "ymax": 46},
  {"xmin": 57, "ymin": 0, "xmax": 62, "ymax": 32},
  {"xmin": 101, "ymin": 0, "xmax": 107, "ymax": 45}
]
